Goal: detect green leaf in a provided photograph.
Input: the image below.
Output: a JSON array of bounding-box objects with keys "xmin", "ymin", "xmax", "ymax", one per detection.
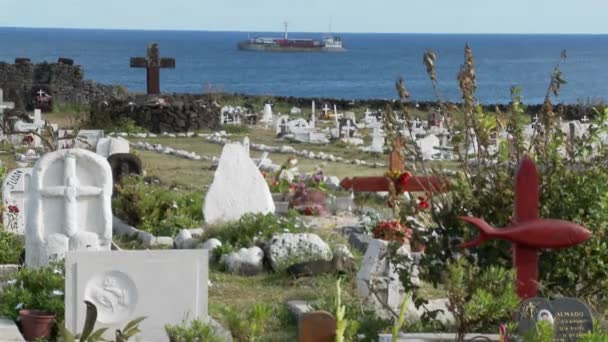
[
  {"xmin": 122, "ymin": 316, "xmax": 146, "ymax": 334},
  {"xmin": 80, "ymin": 300, "xmax": 98, "ymax": 340},
  {"xmin": 87, "ymin": 327, "xmax": 109, "ymax": 342}
]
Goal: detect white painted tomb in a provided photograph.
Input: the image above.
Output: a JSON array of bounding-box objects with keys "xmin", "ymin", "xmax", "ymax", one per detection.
[
  {"xmin": 25, "ymin": 149, "xmax": 113, "ymax": 267},
  {"xmin": 203, "ymin": 143, "xmax": 275, "ymax": 224},
  {"xmin": 65, "ymin": 250, "xmax": 208, "ymax": 342},
  {"xmin": 2, "ymin": 168, "xmax": 32, "ymax": 234},
  {"xmin": 96, "ymin": 137, "xmax": 130, "ymax": 158}
]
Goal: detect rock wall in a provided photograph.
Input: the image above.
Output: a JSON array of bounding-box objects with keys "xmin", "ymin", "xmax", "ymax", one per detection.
[
  {"xmin": 89, "ymin": 95, "xmax": 221, "ymax": 133},
  {"xmin": 0, "ymin": 58, "xmax": 128, "ymax": 110}
]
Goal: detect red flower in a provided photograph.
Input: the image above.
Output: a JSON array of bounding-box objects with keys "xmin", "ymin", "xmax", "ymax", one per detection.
[
  {"xmin": 418, "ymin": 196, "xmax": 430, "ymax": 210},
  {"xmin": 7, "ymin": 205, "xmax": 19, "ymax": 214},
  {"xmin": 22, "ymin": 135, "xmax": 34, "ymax": 144},
  {"xmin": 372, "ymin": 220, "xmax": 411, "ymax": 243},
  {"xmin": 399, "ymin": 172, "xmax": 412, "ymax": 189}
]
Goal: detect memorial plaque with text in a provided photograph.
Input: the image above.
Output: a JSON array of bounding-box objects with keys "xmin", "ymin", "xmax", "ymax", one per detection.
[{"xmin": 516, "ymin": 297, "xmax": 593, "ymax": 341}]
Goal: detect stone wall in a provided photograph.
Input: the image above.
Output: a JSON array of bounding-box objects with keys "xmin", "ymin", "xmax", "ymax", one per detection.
[
  {"xmin": 89, "ymin": 95, "xmax": 221, "ymax": 133},
  {"xmin": 0, "ymin": 58, "xmax": 128, "ymax": 110}
]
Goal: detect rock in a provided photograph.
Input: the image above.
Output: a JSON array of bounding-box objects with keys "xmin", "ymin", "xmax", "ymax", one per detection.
[
  {"xmin": 221, "ymin": 246, "xmax": 265, "ymax": 276},
  {"xmin": 174, "ymin": 229, "xmax": 193, "ymax": 249},
  {"xmin": 287, "ymin": 254, "xmax": 356, "ymax": 278},
  {"xmin": 155, "ymin": 236, "xmax": 174, "ymax": 247},
  {"xmin": 199, "ymin": 238, "xmax": 222, "ymax": 252},
  {"xmin": 187, "ymin": 228, "xmax": 205, "ymax": 238},
  {"xmin": 203, "ymin": 143, "xmax": 275, "ymax": 224},
  {"xmin": 333, "ymin": 244, "xmax": 354, "ymax": 259},
  {"xmin": 268, "ymin": 233, "xmax": 333, "ymax": 272},
  {"xmin": 326, "ymin": 176, "xmax": 341, "ymax": 191},
  {"xmin": 112, "ymin": 216, "xmax": 139, "ymax": 236},
  {"xmin": 286, "ymin": 300, "xmax": 314, "ymax": 320}
]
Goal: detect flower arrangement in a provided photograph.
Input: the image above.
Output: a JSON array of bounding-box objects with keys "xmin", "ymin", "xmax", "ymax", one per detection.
[
  {"xmin": 372, "ymin": 220, "xmax": 411, "ymax": 243},
  {"xmin": 4, "ymin": 202, "xmax": 20, "ymax": 232}
]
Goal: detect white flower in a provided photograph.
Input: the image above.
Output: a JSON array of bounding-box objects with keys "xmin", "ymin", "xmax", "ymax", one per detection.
[
  {"xmin": 50, "ymin": 290, "xmax": 63, "ymax": 297},
  {"xmin": 172, "ymin": 201, "xmax": 178, "ymax": 209},
  {"xmin": 6, "ymin": 279, "xmax": 16, "ymax": 285},
  {"xmin": 208, "ymin": 280, "xmax": 213, "ymax": 288},
  {"xmin": 283, "ymin": 228, "xmax": 289, "ymax": 232},
  {"xmin": 15, "ymin": 303, "xmax": 23, "ymax": 310},
  {"xmin": 53, "ymin": 268, "xmax": 62, "ymax": 274}
]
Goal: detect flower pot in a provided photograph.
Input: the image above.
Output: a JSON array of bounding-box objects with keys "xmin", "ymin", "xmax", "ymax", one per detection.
[{"xmin": 19, "ymin": 310, "xmax": 55, "ymax": 341}]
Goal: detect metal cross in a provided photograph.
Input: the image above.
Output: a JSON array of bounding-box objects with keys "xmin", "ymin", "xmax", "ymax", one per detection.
[{"xmin": 39, "ymin": 153, "xmax": 103, "ymax": 237}]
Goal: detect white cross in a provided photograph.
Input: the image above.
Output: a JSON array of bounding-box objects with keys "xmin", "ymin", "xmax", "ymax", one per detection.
[
  {"xmin": 0, "ymin": 89, "xmax": 15, "ymax": 115},
  {"xmin": 37, "ymin": 89, "xmax": 46, "ymax": 98},
  {"xmin": 581, "ymin": 115, "xmax": 589, "ymax": 123},
  {"xmin": 39, "ymin": 153, "xmax": 103, "ymax": 237},
  {"xmin": 322, "ymin": 103, "xmax": 330, "ymax": 114}
]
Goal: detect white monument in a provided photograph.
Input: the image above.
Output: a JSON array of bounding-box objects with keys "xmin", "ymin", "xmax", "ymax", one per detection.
[
  {"xmin": 2, "ymin": 168, "xmax": 32, "ymax": 234},
  {"xmin": 96, "ymin": 137, "xmax": 130, "ymax": 158},
  {"xmin": 65, "ymin": 250, "xmax": 208, "ymax": 342},
  {"xmin": 58, "ymin": 130, "xmax": 105, "ymax": 149},
  {"xmin": 261, "ymin": 103, "xmax": 273, "ymax": 124},
  {"xmin": 25, "ymin": 149, "xmax": 113, "ymax": 267},
  {"xmin": 0, "ymin": 89, "xmax": 15, "ymax": 116},
  {"xmin": 203, "ymin": 143, "xmax": 275, "ymax": 224}
]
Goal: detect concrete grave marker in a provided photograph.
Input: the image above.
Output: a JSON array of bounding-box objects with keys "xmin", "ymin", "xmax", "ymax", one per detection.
[
  {"xmin": 203, "ymin": 143, "xmax": 275, "ymax": 224},
  {"xmin": 261, "ymin": 102, "xmax": 273, "ymax": 124},
  {"xmin": 59, "ymin": 130, "xmax": 105, "ymax": 149},
  {"xmin": 0, "ymin": 89, "xmax": 15, "ymax": 117},
  {"xmin": 2, "ymin": 168, "xmax": 32, "ymax": 234},
  {"xmin": 65, "ymin": 249, "xmax": 208, "ymax": 342},
  {"xmin": 107, "ymin": 153, "xmax": 143, "ymax": 186},
  {"xmin": 96, "ymin": 137, "xmax": 130, "ymax": 158},
  {"xmin": 299, "ymin": 311, "xmax": 336, "ymax": 342},
  {"xmin": 25, "ymin": 149, "xmax": 113, "ymax": 267}
]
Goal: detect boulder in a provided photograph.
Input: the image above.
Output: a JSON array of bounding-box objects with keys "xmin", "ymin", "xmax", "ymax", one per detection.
[
  {"xmin": 199, "ymin": 238, "xmax": 222, "ymax": 252},
  {"xmin": 203, "ymin": 143, "xmax": 275, "ymax": 224},
  {"xmin": 221, "ymin": 246, "xmax": 265, "ymax": 276},
  {"xmin": 268, "ymin": 233, "xmax": 332, "ymax": 272}
]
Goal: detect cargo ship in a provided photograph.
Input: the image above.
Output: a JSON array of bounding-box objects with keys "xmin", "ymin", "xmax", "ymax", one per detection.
[{"xmin": 237, "ymin": 22, "xmax": 345, "ymax": 52}]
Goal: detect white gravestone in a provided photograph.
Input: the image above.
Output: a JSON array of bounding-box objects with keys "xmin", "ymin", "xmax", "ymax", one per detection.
[
  {"xmin": 242, "ymin": 136, "xmax": 250, "ymax": 157},
  {"xmin": 66, "ymin": 250, "xmax": 208, "ymax": 342},
  {"xmin": 261, "ymin": 103, "xmax": 273, "ymax": 124},
  {"xmin": 96, "ymin": 137, "xmax": 130, "ymax": 158},
  {"xmin": 2, "ymin": 168, "xmax": 32, "ymax": 234},
  {"xmin": 0, "ymin": 89, "xmax": 15, "ymax": 116},
  {"xmin": 203, "ymin": 143, "xmax": 275, "ymax": 224},
  {"xmin": 25, "ymin": 149, "xmax": 113, "ymax": 267},
  {"xmin": 59, "ymin": 130, "xmax": 105, "ymax": 149}
]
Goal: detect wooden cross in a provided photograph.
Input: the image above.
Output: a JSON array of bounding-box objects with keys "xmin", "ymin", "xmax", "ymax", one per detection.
[
  {"xmin": 458, "ymin": 155, "xmax": 592, "ymax": 299},
  {"xmin": 130, "ymin": 42, "xmax": 175, "ymax": 94},
  {"xmin": 340, "ymin": 137, "xmax": 447, "ymax": 193}
]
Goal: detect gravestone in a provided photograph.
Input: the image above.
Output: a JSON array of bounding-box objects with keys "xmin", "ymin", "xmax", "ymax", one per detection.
[
  {"xmin": 107, "ymin": 153, "xmax": 143, "ymax": 187},
  {"xmin": 516, "ymin": 297, "xmax": 593, "ymax": 341},
  {"xmin": 203, "ymin": 143, "xmax": 275, "ymax": 224},
  {"xmin": 96, "ymin": 137, "xmax": 130, "ymax": 158},
  {"xmin": 261, "ymin": 102, "xmax": 273, "ymax": 124},
  {"xmin": 2, "ymin": 168, "xmax": 32, "ymax": 234},
  {"xmin": 59, "ymin": 130, "xmax": 105, "ymax": 149},
  {"xmin": 65, "ymin": 249, "xmax": 208, "ymax": 342},
  {"xmin": 25, "ymin": 149, "xmax": 113, "ymax": 267},
  {"xmin": 242, "ymin": 136, "xmax": 250, "ymax": 157},
  {"xmin": 275, "ymin": 115, "xmax": 290, "ymax": 137},
  {"xmin": 130, "ymin": 42, "xmax": 176, "ymax": 94},
  {"xmin": 339, "ymin": 118, "xmax": 357, "ymax": 138},
  {"xmin": 299, "ymin": 311, "xmax": 336, "ymax": 342}
]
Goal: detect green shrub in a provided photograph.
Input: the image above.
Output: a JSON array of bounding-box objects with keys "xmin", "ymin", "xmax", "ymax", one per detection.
[
  {"xmin": 220, "ymin": 303, "xmax": 274, "ymax": 342},
  {"xmin": 113, "ymin": 176, "xmax": 204, "ymax": 237},
  {"xmin": 0, "ymin": 230, "xmax": 24, "ymax": 264},
  {"xmin": 0, "ymin": 261, "xmax": 64, "ymax": 321},
  {"xmin": 220, "ymin": 124, "xmax": 249, "ymax": 134},
  {"xmin": 165, "ymin": 319, "xmax": 224, "ymax": 342},
  {"xmin": 202, "ymin": 213, "xmax": 303, "ymax": 257}
]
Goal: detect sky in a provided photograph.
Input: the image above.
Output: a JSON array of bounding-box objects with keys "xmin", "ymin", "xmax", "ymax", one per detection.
[{"xmin": 2, "ymin": 0, "xmax": 608, "ymax": 34}]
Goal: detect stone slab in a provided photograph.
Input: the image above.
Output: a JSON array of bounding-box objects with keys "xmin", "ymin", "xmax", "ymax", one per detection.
[
  {"xmin": 0, "ymin": 317, "xmax": 25, "ymax": 341},
  {"xmin": 65, "ymin": 249, "xmax": 208, "ymax": 342},
  {"xmin": 2, "ymin": 168, "xmax": 32, "ymax": 234}
]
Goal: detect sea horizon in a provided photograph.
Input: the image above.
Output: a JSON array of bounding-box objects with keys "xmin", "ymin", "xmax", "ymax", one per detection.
[{"xmin": 1, "ymin": 27, "xmax": 607, "ymax": 104}]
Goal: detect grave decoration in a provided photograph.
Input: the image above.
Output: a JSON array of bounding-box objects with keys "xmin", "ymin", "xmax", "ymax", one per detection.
[
  {"xmin": 2, "ymin": 168, "xmax": 32, "ymax": 234},
  {"xmin": 25, "ymin": 149, "xmax": 113, "ymax": 267},
  {"xmin": 458, "ymin": 155, "xmax": 592, "ymax": 299},
  {"xmin": 516, "ymin": 297, "xmax": 593, "ymax": 340},
  {"xmin": 130, "ymin": 42, "xmax": 175, "ymax": 95},
  {"xmin": 0, "ymin": 88, "xmax": 15, "ymax": 117},
  {"xmin": 31, "ymin": 87, "xmax": 53, "ymax": 112}
]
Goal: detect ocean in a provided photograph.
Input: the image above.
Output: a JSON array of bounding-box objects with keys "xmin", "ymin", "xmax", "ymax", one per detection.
[{"xmin": 1, "ymin": 27, "xmax": 607, "ymax": 104}]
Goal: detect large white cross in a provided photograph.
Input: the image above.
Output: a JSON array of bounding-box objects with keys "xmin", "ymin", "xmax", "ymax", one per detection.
[
  {"xmin": 39, "ymin": 153, "xmax": 103, "ymax": 237},
  {"xmin": 0, "ymin": 89, "xmax": 15, "ymax": 115}
]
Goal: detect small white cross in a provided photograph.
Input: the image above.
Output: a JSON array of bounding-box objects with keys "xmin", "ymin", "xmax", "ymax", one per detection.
[{"xmin": 37, "ymin": 89, "xmax": 46, "ymax": 98}]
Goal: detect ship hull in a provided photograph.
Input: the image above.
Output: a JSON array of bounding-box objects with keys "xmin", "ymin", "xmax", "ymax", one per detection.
[{"xmin": 237, "ymin": 42, "xmax": 346, "ymax": 52}]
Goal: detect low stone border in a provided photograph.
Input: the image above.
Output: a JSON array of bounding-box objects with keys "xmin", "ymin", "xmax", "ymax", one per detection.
[{"xmin": 112, "ymin": 216, "xmax": 176, "ymax": 248}]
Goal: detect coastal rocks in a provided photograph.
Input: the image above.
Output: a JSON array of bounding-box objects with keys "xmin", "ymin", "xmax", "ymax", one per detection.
[
  {"xmin": 203, "ymin": 143, "xmax": 275, "ymax": 224},
  {"xmin": 268, "ymin": 233, "xmax": 333, "ymax": 272},
  {"xmin": 221, "ymin": 246, "xmax": 265, "ymax": 276},
  {"xmin": 199, "ymin": 238, "xmax": 222, "ymax": 252}
]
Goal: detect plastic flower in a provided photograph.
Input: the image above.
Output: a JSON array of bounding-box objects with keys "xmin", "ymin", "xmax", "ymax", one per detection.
[
  {"xmin": 50, "ymin": 290, "xmax": 64, "ymax": 297},
  {"xmin": 418, "ymin": 196, "xmax": 430, "ymax": 210},
  {"xmin": 399, "ymin": 172, "xmax": 412, "ymax": 188},
  {"xmin": 7, "ymin": 205, "xmax": 19, "ymax": 213}
]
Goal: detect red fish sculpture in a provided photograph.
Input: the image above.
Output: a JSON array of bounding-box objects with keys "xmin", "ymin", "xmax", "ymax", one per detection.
[{"xmin": 459, "ymin": 155, "xmax": 592, "ymax": 299}]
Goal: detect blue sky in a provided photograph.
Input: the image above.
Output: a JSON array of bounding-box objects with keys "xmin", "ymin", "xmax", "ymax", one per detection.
[{"xmin": 2, "ymin": 0, "xmax": 608, "ymax": 34}]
